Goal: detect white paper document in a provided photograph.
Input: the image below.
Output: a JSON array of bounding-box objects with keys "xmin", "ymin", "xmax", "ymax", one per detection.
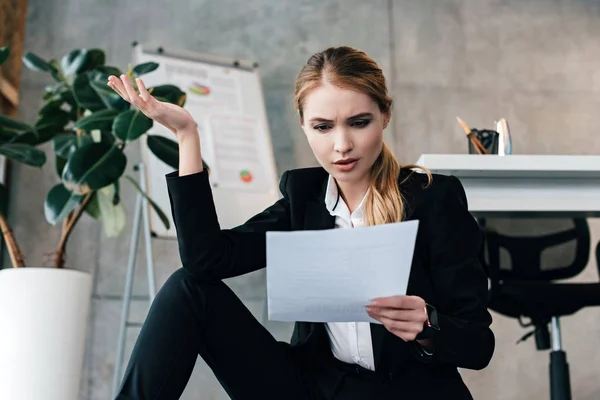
[{"xmin": 266, "ymin": 220, "xmax": 419, "ymax": 323}]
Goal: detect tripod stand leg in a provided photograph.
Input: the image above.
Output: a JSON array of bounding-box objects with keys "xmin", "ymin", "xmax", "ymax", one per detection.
[
  {"xmin": 111, "ymin": 192, "xmax": 144, "ymax": 396},
  {"xmin": 137, "ymin": 163, "xmax": 156, "ymax": 302}
]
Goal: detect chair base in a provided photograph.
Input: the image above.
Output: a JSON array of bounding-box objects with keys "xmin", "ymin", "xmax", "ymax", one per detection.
[{"xmin": 550, "ymin": 350, "xmax": 571, "ymax": 400}]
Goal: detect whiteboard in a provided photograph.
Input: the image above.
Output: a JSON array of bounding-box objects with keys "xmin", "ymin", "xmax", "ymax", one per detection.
[{"xmin": 133, "ymin": 44, "xmax": 280, "ymax": 237}]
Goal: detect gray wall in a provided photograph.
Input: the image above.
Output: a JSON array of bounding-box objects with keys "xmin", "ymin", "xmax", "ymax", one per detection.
[{"xmin": 11, "ymin": 0, "xmax": 600, "ymax": 399}]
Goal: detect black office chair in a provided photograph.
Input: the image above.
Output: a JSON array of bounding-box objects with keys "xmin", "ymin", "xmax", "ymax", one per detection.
[{"xmin": 479, "ymin": 218, "xmax": 600, "ymax": 400}]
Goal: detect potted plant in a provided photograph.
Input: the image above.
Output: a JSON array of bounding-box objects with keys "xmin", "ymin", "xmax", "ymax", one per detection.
[{"xmin": 0, "ymin": 46, "xmax": 186, "ymax": 400}]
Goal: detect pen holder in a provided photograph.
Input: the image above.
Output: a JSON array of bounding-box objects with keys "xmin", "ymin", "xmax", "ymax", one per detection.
[{"xmin": 468, "ymin": 129, "xmax": 499, "ymax": 155}]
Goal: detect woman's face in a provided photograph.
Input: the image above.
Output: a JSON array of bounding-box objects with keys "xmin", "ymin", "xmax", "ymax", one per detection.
[{"xmin": 300, "ymin": 81, "xmax": 389, "ymax": 187}]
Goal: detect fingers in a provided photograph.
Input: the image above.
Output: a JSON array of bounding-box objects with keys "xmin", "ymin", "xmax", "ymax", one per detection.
[
  {"xmin": 106, "ymin": 74, "xmax": 149, "ymax": 111},
  {"xmin": 375, "ymin": 315, "xmax": 424, "ymax": 342},
  {"xmin": 371, "ymin": 295, "xmax": 425, "ymax": 310},
  {"xmin": 367, "ymin": 306, "xmax": 426, "ymax": 323},
  {"xmin": 107, "ymin": 75, "xmax": 129, "ymax": 101},
  {"xmin": 367, "ymin": 297, "xmax": 428, "ymax": 342},
  {"xmin": 136, "ymin": 78, "xmax": 151, "ymax": 102},
  {"xmin": 120, "ymin": 74, "xmax": 145, "ymax": 108}
]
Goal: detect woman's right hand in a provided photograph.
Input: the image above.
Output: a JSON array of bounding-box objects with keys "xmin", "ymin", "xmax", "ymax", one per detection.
[{"xmin": 107, "ymin": 74, "xmax": 196, "ymax": 137}]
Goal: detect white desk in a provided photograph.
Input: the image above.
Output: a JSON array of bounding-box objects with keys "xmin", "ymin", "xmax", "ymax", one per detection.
[{"xmin": 415, "ymin": 154, "xmax": 600, "ymax": 218}]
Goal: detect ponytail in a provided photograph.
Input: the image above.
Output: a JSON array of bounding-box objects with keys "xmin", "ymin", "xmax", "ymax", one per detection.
[{"xmin": 363, "ymin": 142, "xmax": 432, "ymax": 226}]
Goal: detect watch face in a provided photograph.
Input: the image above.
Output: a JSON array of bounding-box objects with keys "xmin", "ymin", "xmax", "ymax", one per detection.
[{"xmin": 426, "ymin": 304, "xmax": 440, "ymax": 331}]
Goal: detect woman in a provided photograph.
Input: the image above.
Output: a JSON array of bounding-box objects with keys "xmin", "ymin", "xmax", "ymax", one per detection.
[{"xmin": 108, "ymin": 46, "xmax": 494, "ymax": 400}]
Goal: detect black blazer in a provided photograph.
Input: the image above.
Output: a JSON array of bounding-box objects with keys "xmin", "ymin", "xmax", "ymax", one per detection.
[{"xmin": 166, "ymin": 166, "xmax": 494, "ymax": 400}]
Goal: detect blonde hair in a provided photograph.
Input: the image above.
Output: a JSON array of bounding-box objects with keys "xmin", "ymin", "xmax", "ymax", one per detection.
[{"xmin": 294, "ymin": 46, "xmax": 432, "ymax": 225}]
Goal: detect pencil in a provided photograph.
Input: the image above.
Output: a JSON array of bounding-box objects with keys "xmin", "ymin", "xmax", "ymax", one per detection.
[{"xmin": 456, "ymin": 117, "xmax": 471, "ymax": 134}]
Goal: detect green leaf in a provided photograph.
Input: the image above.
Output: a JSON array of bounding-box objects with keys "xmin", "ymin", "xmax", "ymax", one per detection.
[
  {"xmin": 73, "ymin": 72, "xmax": 107, "ymax": 111},
  {"xmin": 39, "ymin": 100, "xmax": 62, "ymax": 116},
  {"xmin": 22, "ymin": 52, "xmax": 57, "ymax": 73},
  {"xmin": 30, "ymin": 124, "xmax": 67, "ymax": 146},
  {"xmin": 146, "ymin": 134, "xmax": 178, "ymax": 169},
  {"xmin": 77, "ymin": 49, "xmax": 106, "ymax": 73},
  {"xmin": 43, "ymin": 82, "xmax": 68, "ymax": 99},
  {"xmin": 75, "ymin": 134, "xmax": 93, "ymax": 150},
  {"xmin": 84, "ymin": 192, "xmax": 101, "ymax": 219},
  {"xmin": 87, "ymin": 72, "xmax": 116, "ymax": 96},
  {"xmin": 97, "ymin": 184, "xmax": 126, "ymax": 237},
  {"xmin": 0, "ymin": 127, "xmax": 16, "ymax": 144},
  {"xmin": 146, "ymin": 134, "xmax": 209, "ymax": 171},
  {"xmin": 35, "ymin": 110, "xmax": 72, "ymax": 130},
  {"xmin": 75, "ymin": 109, "xmax": 120, "ymax": 131},
  {"xmin": 0, "ymin": 143, "xmax": 46, "ymax": 167},
  {"xmin": 148, "ymin": 85, "xmax": 186, "ymax": 107},
  {"xmin": 89, "ymin": 129, "xmax": 116, "ymax": 146},
  {"xmin": 88, "ymin": 71, "xmax": 130, "ymax": 111},
  {"xmin": 0, "ymin": 115, "xmax": 36, "ymax": 133},
  {"xmin": 9, "ymin": 131, "xmax": 38, "ymax": 145},
  {"xmin": 125, "ymin": 175, "xmax": 170, "ymax": 230},
  {"xmin": 61, "ymin": 49, "xmax": 88, "ymax": 77},
  {"xmin": 61, "ymin": 142, "xmax": 126, "ymax": 195},
  {"xmin": 112, "ymin": 110, "xmax": 153, "ymax": 142},
  {"xmin": 133, "ymin": 62, "xmax": 159, "ymax": 77},
  {"xmin": 52, "ymin": 133, "xmax": 93, "ymax": 159},
  {"xmin": 96, "ymin": 65, "xmax": 122, "ymax": 76},
  {"xmin": 48, "ymin": 59, "xmax": 63, "ymax": 82},
  {"xmin": 0, "ymin": 47, "xmax": 9, "ymax": 66},
  {"xmin": 29, "ymin": 113, "xmax": 72, "ymax": 146},
  {"xmin": 55, "ymin": 155, "xmax": 67, "ymax": 178},
  {"xmin": 99, "ymin": 130, "xmax": 116, "ymax": 145},
  {"xmin": 51, "ymin": 90, "xmax": 78, "ymax": 114},
  {"xmin": 44, "ymin": 183, "xmax": 83, "ymax": 225},
  {"xmin": 39, "ymin": 97, "xmax": 76, "ymax": 119}
]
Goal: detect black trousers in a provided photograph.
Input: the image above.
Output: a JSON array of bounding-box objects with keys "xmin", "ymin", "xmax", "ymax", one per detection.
[{"xmin": 116, "ymin": 268, "xmax": 400, "ymax": 400}]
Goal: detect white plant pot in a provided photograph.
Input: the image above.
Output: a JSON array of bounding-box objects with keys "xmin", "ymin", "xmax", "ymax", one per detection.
[{"xmin": 0, "ymin": 267, "xmax": 92, "ymax": 400}]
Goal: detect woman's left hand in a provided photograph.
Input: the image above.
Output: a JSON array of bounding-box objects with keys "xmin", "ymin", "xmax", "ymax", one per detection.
[{"xmin": 366, "ymin": 295, "xmax": 428, "ymax": 342}]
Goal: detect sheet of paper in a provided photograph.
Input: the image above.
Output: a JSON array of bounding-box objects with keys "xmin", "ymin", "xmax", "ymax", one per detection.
[{"xmin": 266, "ymin": 220, "xmax": 419, "ymax": 323}]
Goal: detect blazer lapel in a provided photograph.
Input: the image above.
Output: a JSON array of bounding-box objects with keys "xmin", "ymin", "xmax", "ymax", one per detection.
[
  {"xmin": 303, "ymin": 173, "xmax": 335, "ymax": 231},
  {"xmin": 370, "ymin": 323, "xmax": 387, "ymax": 370},
  {"xmin": 305, "ymin": 199, "xmax": 335, "ymax": 231}
]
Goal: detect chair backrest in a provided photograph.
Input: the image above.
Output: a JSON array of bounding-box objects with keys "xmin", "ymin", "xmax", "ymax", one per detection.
[
  {"xmin": 597, "ymin": 240, "xmax": 600, "ymax": 277},
  {"xmin": 479, "ymin": 218, "xmax": 590, "ymax": 282}
]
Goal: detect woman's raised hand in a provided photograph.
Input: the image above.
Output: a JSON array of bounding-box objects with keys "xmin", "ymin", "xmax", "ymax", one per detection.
[{"xmin": 107, "ymin": 75, "xmax": 196, "ymax": 137}]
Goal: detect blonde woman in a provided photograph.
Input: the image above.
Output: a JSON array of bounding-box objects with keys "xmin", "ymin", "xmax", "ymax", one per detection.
[{"xmin": 108, "ymin": 46, "xmax": 494, "ymax": 400}]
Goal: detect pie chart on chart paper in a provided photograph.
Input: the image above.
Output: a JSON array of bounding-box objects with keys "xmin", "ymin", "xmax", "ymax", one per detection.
[
  {"xmin": 189, "ymin": 82, "xmax": 211, "ymax": 96},
  {"xmin": 240, "ymin": 169, "xmax": 253, "ymax": 183}
]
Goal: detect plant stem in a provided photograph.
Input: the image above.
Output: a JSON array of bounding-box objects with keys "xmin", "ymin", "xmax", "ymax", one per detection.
[
  {"xmin": 53, "ymin": 192, "xmax": 94, "ymax": 268},
  {"xmin": 0, "ymin": 211, "xmax": 25, "ymax": 268},
  {"xmin": 62, "ymin": 210, "xmax": 72, "ymax": 238}
]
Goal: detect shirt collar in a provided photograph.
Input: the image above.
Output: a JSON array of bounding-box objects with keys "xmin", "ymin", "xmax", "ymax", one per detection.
[
  {"xmin": 324, "ymin": 174, "xmax": 368, "ymax": 220},
  {"xmin": 325, "ymin": 174, "xmax": 341, "ymax": 213}
]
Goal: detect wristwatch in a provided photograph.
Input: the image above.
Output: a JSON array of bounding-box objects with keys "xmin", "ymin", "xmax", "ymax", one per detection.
[{"xmin": 416, "ymin": 303, "xmax": 440, "ymax": 340}]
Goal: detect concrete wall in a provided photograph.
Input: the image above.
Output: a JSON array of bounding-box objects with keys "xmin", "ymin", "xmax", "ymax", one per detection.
[{"xmin": 9, "ymin": 0, "xmax": 600, "ymax": 399}]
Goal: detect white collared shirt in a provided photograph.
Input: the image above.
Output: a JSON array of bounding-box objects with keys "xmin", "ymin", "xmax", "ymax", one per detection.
[{"xmin": 323, "ymin": 174, "xmax": 376, "ymax": 371}]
